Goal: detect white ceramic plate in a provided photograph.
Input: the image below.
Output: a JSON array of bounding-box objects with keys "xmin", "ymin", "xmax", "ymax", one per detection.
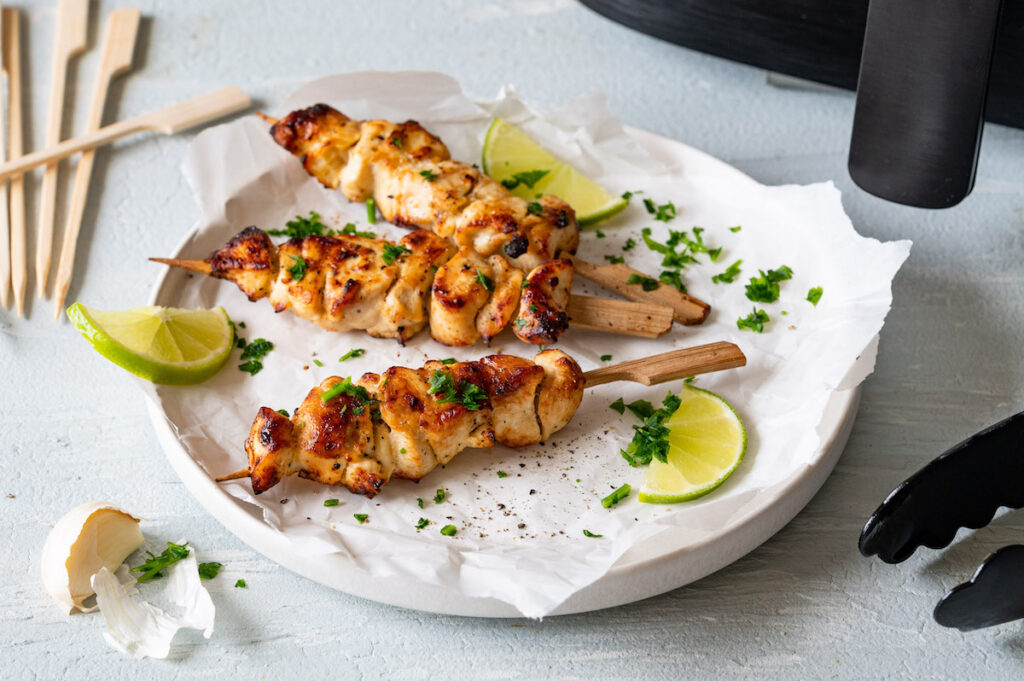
[{"xmin": 148, "ymin": 127, "xmax": 862, "ymax": 617}]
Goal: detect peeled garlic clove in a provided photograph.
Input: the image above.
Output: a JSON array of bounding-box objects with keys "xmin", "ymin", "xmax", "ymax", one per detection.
[{"xmin": 41, "ymin": 501, "xmax": 145, "ymax": 614}]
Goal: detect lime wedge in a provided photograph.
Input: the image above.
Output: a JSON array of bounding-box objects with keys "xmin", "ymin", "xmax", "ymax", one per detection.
[
  {"xmin": 482, "ymin": 118, "xmax": 627, "ymax": 227},
  {"xmin": 67, "ymin": 303, "xmax": 233, "ymax": 385},
  {"xmin": 638, "ymin": 385, "xmax": 747, "ymax": 504}
]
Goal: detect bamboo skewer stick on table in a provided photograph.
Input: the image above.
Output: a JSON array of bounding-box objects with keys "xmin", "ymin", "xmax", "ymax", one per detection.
[
  {"xmin": 213, "ymin": 341, "xmax": 747, "ymax": 483},
  {"xmin": 36, "ymin": 0, "xmax": 89, "ymax": 298},
  {"xmin": 0, "ymin": 7, "xmax": 9, "ymax": 308},
  {"xmin": 52, "ymin": 8, "xmax": 140, "ymax": 320},
  {"xmin": 3, "ymin": 8, "xmax": 26, "ymax": 316}
]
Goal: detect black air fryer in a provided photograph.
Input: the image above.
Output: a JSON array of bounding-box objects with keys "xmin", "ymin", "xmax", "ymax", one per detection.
[{"xmin": 580, "ymin": 0, "xmax": 1024, "ymax": 209}]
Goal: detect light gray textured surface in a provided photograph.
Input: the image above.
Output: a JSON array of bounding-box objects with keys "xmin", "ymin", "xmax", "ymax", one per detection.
[{"xmin": 2, "ymin": 1, "xmax": 1024, "ymax": 679}]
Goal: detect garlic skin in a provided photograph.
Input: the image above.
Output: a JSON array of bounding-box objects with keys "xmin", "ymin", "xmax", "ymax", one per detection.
[{"xmin": 41, "ymin": 501, "xmax": 145, "ymax": 614}]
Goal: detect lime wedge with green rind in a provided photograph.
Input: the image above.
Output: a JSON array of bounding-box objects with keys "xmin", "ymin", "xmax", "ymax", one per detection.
[
  {"xmin": 68, "ymin": 303, "xmax": 233, "ymax": 385},
  {"xmin": 638, "ymin": 385, "xmax": 747, "ymax": 504},
  {"xmin": 482, "ymin": 118, "xmax": 628, "ymax": 227}
]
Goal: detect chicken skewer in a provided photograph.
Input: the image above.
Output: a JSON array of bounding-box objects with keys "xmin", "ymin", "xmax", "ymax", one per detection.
[
  {"xmin": 263, "ymin": 104, "xmax": 710, "ymax": 326},
  {"xmin": 216, "ymin": 342, "xmax": 746, "ymax": 497},
  {"xmin": 153, "ymin": 226, "xmax": 675, "ymax": 345}
]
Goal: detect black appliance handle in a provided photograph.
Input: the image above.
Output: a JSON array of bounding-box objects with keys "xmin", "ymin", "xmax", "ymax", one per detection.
[{"xmin": 848, "ymin": 0, "xmax": 1004, "ymax": 209}]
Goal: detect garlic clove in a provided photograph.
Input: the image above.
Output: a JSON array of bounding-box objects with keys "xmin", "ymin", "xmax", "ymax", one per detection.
[{"xmin": 41, "ymin": 501, "xmax": 145, "ymax": 614}]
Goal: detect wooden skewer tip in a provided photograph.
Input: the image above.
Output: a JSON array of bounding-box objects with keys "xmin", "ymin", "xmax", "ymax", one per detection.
[
  {"xmin": 215, "ymin": 469, "xmax": 250, "ymax": 482},
  {"xmin": 150, "ymin": 256, "xmax": 212, "ymax": 275}
]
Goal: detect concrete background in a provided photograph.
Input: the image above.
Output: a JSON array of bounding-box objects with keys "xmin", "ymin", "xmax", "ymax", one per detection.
[{"xmin": 2, "ymin": 1, "xmax": 1024, "ymax": 678}]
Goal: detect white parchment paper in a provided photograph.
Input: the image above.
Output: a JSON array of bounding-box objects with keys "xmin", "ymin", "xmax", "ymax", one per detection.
[{"xmin": 149, "ymin": 72, "xmax": 911, "ymax": 618}]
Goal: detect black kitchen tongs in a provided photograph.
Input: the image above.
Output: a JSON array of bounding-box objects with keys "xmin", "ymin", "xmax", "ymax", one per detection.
[{"xmin": 859, "ymin": 410, "xmax": 1024, "ymax": 631}]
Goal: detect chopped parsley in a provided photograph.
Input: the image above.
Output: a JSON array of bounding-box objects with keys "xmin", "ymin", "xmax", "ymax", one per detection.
[
  {"xmin": 712, "ymin": 259, "xmax": 743, "ymax": 284},
  {"xmin": 745, "ymin": 266, "xmax": 793, "ymax": 303},
  {"xmin": 238, "ymin": 360, "xmax": 263, "ymax": 375},
  {"xmin": 366, "ymin": 198, "xmax": 377, "ymax": 224},
  {"xmin": 497, "ymin": 470, "xmax": 508, "ymax": 478},
  {"xmin": 440, "ymin": 524, "xmax": 457, "ymax": 537},
  {"xmin": 601, "ymin": 484, "xmax": 631, "ymax": 508},
  {"xmin": 600, "ymin": 354, "xmax": 612, "ymax": 362},
  {"xmin": 276, "ymin": 409, "xmax": 289, "ymax": 417},
  {"xmin": 626, "ymin": 273, "xmax": 659, "ymax": 291},
  {"xmin": 238, "ymin": 338, "xmax": 273, "ymax": 376},
  {"xmin": 320, "ymin": 376, "xmax": 374, "ymax": 406},
  {"xmin": 604, "ymin": 254, "xmax": 625, "ymax": 264},
  {"xmin": 729, "ymin": 225, "xmax": 742, "ymax": 233},
  {"xmin": 130, "ymin": 542, "xmax": 191, "ymax": 583},
  {"xmin": 620, "ymin": 392, "xmax": 682, "ymax": 467},
  {"xmin": 622, "ymin": 237, "xmax": 636, "ymax": 251},
  {"xmin": 389, "ymin": 136, "xmax": 403, "ymax": 148},
  {"xmin": 439, "ymin": 358, "xmax": 456, "ymax": 365},
  {"xmin": 643, "ymin": 198, "xmax": 676, "ymax": 222},
  {"xmin": 609, "ymin": 397, "xmax": 626, "ymax": 414},
  {"xmin": 428, "ymin": 370, "xmax": 488, "ymax": 410},
  {"xmin": 323, "ymin": 499, "xmax": 340, "ymax": 507},
  {"xmin": 476, "ymin": 268, "xmax": 494, "ymax": 291},
  {"xmin": 417, "ymin": 498, "xmax": 424, "ymax": 509},
  {"xmin": 381, "ymin": 243, "xmax": 411, "ymax": 265},
  {"xmin": 266, "ymin": 211, "xmax": 330, "ymax": 238},
  {"xmin": 433, "ymin": 488, "xmax": 446, "ymax": 504},
  {"xmin": 353, "ymin": 513, "xmax": 369, "ymax": 524},
  {"xmin": 198, "ymin": 562, "xmax": 222, "ymax": 580},
  {"xmin": 419, "ymin": 169, "xmax": 438, "ymax": 182},
  {"xmin": 529, "ymin": 304, "xmax": 539, "ymax": 313},
  {"xmin": 287, "ymin": 255, "xmax": 308, "ymax": 282},
  {"xmin": 514, "ymin": 317, "xmax": 528, "ymax": 330},
  {"xmin": 658, "ymin": 270, "xmax": 687, "ymax": 292},
  {"xmin": 596, "ymin": 230, "xmax": 606, "ymax": 239},
  {"xmin": 807, "ymin": 286, "xmax": 823, "ymax": 306},
  {"xmin": 339, "ymin": 348, "xmax": 365, "ymax": 362},
  {"xmin": 234, "ymin": 579, "xmax": 247, "ymax": 588},
  {"xmin": 501, "ymin": 169, "xmax": 549, "ymax": 190},
  {"xmin": 582, "ymin": 529, "xmax": 603, "ymax": 538},
  {"xmin": 312, "ymin": 358, "xmax": 323, "ymax": 367},
  {"xmin": 737, "ymin": 308, "xmax": 770, "ymax": 333},
  {"xmin": 526, "ymin": 201, "xmax": 544, "ymax": 216},
  {"xmin": 415, "ymin": 517, "xmax": 429, "ymax": 529},
  {"xmin": 340, "ymin": 222, "xmax": 375, "ymax": 238}
]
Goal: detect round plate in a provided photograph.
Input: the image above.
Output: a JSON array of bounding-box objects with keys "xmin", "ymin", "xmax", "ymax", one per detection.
[{"xmin": 148, "ymin": 126, "xmax": 863, "ymax": 617}]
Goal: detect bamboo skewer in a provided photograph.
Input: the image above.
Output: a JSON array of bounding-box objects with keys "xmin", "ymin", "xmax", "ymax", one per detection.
[
  {"xmin": 0, "ymin": 9, "xmax": 9, "ymax": 308},
  {"xmin": 53, "ymin": 8, "xmax": 140, "ymax": 320},
  {"xmin": 213, "ymin": 341, "xmax": 747, "ymax": 483},
  {"xmin": 0, "ymin": 86, "xmax": 251, "ymax": 182},
  {"xmin": 36, "ymin": 0, "xmax": 89, "ymax": 298},
  {"xmin": 3, "ymin": 8, "xmax": 26, "ymax": 315},
  {"xmin": 149, "ymin": 256, "xmax": 676, "ymax": 340}
]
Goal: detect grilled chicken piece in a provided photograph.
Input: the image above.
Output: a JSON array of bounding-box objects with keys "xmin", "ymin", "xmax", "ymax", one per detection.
[
  {"xmin": 244, "ymin": 350, "xmax": 585, "ymax": 497},
  {"xmin": 190, "ymin": 227, "xmax": 568, "ymax": 345},
  {"xmin": 268, "ymin": 104, "xmax": 580, "ymax": 272}
]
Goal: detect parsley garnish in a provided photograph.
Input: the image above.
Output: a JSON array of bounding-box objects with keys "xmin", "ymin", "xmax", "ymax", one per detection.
[
  {"xmin": 729, "ymin": 225, "xmax": 742, "ymax": 233},
  {"xmin": 324, "ymin": 499, "xmax": 340, "ymax": 507},
  {"xmin": 712, "ymin": 259, "xmax": 743, "ymax": 284},
  {"xmin": 287, "ymin": 255, "xmax": 308, "ymax": 282},
  {"xmin": 439, "ymin": 358, "xmax": 456, "ymax": 365},
  {"xmin": 514, "ymin": 317, "xmax": 528, "ymax": 330},
  {"xmin": 440, "ymin": 524, "xmax": 457, "ymax": 536},
  {"xmin": 601, "ymin": 484, "xmax": 631, "ymax": 508},
  {"xmin": 476, "ymin": 269, "xmax": 494, "ymax": 291},
  {"xmin": 417, "ymin": 498, "xmax": 424, "ymax": 509},
  {"xmin": 266, "ymin": 211, "xmax": 330, "ymax": 239},
  {"xmin": 340, "ymin": 222, "xmax": 375, "ymax": 238},
  {"xmin": 130, "ymin": 542, "xmax": 190, "ymax": 583},
  {"xmin": 339, "ymin": 348, "xmax": 365, "ymax": 362},
  {"xmin": 238, "ymin": 360, "xmax": 263, "ymax": 375},
  {"xmin": 596, "ymin": 230, "xmax": 606, "ymax": 239},
  {"xmin": 745, "ymin": 266, "xmax": 793, "ymax": 303},
  {"xmin": 600, "ymin": 354, "xmax": 612, "ymax": 362},
  {"xmin": 415, "ymin": 517, "xmax": 429, "ymax": 529},
  {"xmin": 609, "ymin": 397, "xmax": 626, "ymax": 414},
  {"xmin": 643, "ymin": 198, "xmax": 676, "ymax": 222},
  {"xmin": 737, "ymin": 308, "xmax": 770, "ymax": 333},
  {"xmin": 234, "ymin": 579, "xmax": 247, "ymax": 588},
  {"xmin": 320, "ymin": 376, "xmax": 374, "ymax": 405},
  {"xmin": 419, "ymin": 169, "xmax": 438, "ymax": 182},
  {"xmin": 238, "ymin": 338, "xmax": 273, "ymax": 376},
  {"xmin": 622, "ymin": 237, "xmax": 636, "ymax": 251},
  {"xmin": 501, "ymin": 169, "xmax": 549, "ymax": 190},
  {"xmin": 198, "ymin": 562, "xmax": 222, "ymax": 580},
  {"xmin": 276, "ymin": 409, "xmax": 289, "ymax": 417},
  {"xmin": 659, "ymin": 270, "xmax": 687, "ymax": 292},
  {"xmin": 582, "ymin": 529, "xmax": 603, "ymax": 538},
  {"xmin": 626, "ymin": 273, "xmax": 659, "ymax": 291},
  {"xmin": 427, "ymin": 369, "xmax": 487, "ymax": 410},
  {"xmin": 354, "ymin": 513, "xmax": 369, "ymax": 524},
  {"xmin": 381, "ymin": 243, "xmax": 410, "ymax": 265},
  {"xmin": 526, "ymin": 201, "xmax": 543, "ymax": 216},
  {"xmin": 621, "ymin": 191, "xmax": 634, "ymax": 201},
  {"xmin": 604, "ymin": 254, "xmax": 625, "ymax": 264},
  {"xmin": 433, "ymin": 489, "xmax": 446, "ymax": 504},
  {"xmin": 389, "ymin": 136, "xmax": 403, "ymax": 148},
  {"xmin": 312, "ymin": 358, "xmax": 323, "ymax": 367},
  {"xmin": 529, "ymin": 304, "xmax": 539, "ymax": 313},
  {"xmin": 497, "ymin": 470, "xmax": 508, "ymax": 478},
  {"xmin": 619, "ymin": 392, "xmax": 682, "ymax": 467},
  {"xmin": 807, "ymin": 286, "xmax": 823, "ymax": 306},
  {"xmin": 366, "ymin": 198, "xmax": 377, "ymax": 224}
]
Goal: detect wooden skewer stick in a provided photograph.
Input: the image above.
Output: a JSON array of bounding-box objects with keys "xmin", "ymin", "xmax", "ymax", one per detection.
[
  {"xmin": 36, "ymin": 0, "xmax": 89, "ymax": 298},
  {"xmin": 0, "ymin": 86, "xmax": 252, "ymax": 182},
  {"xmin": 149, "ymin": 257, "xmax": 674, "ymax": 339},
  {"xmin": 213, "ymin": 341, "xmax": 746, "ymax": 483},
  {"xmin": 0, "ymin": 11, "xmax": 10, "ymax": 308},
  {"xmin": 570, "ymin": 255, "xmax": 710, "ymax": 326},
  {"xmin": 3, "ymin": 8, "xmax": 27, "ymax": 315},
  {"xmin": 53, "ymin": 9, "xmax": 140, "ymax": 320}
]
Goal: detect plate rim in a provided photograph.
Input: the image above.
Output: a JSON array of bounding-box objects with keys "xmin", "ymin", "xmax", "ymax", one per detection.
[{"xmin": 147, "ymin": 124, "xmax": 864, "ymax": 617}]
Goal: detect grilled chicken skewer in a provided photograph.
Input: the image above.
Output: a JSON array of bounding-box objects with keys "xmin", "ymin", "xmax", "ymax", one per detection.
[
  {"xmin": 264, "ymin": 104, "xmax": 710, "ymax": 326},
  {"xmin": 153, "ymin": 226, "xmax": 674, "ymax": 345},
  {"xmin": 217, "ymin": 342, "xmax": 747, "ymax": 497}
]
